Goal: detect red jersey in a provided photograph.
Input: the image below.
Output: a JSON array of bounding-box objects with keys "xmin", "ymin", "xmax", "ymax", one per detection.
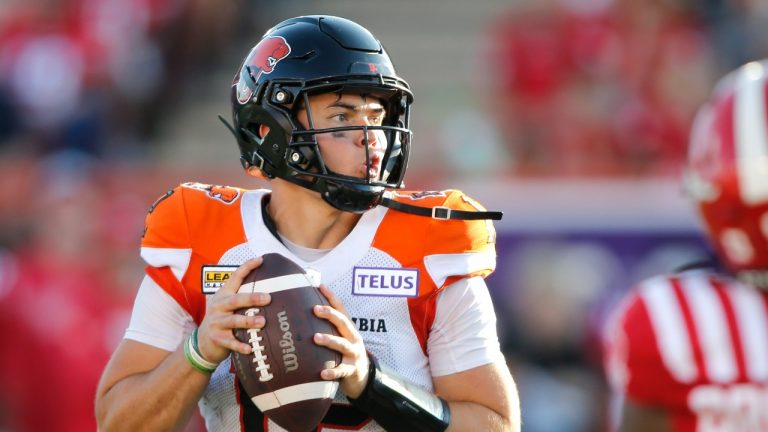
[{"xmin": 604, "ymin": 269, "xmax": 768, "ymax": 431}]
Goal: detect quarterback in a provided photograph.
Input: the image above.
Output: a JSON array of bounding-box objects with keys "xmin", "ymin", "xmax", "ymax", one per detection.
[
  {"xmin": 604, "ymin": 60, "xmax": 768, "ymax": 432},
  {"xmin": 94, "ymin": 15, "xmax": 520, "ymax": 432}
]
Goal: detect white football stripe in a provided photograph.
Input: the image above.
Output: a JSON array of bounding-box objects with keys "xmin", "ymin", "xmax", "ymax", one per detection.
[
  {"xmin": 640, "ymin": 277, "xmax": 697, "ymax": 383},
  {"xmin": 251, "ymin": 381, "xmax": 339, "ymax": 411},
  {"xmin": 734, "ymin": 61, "xmax": 768, "ymax": 204},
  {"xmin": 680, "ymin": 275, "xmax": 737, "ymax": 382},
  {"xmin": 727, "ymin": 283, "xmax": 768, "ymax": 380},
  {"xmin": 238, "ymin": 274, "xmax": 311, "ymax": 294}
]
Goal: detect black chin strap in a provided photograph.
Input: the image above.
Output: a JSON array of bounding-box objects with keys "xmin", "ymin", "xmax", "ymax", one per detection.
[{"xmin": 380, "ymin": 197, "xmax": 503, "ymax": 221}]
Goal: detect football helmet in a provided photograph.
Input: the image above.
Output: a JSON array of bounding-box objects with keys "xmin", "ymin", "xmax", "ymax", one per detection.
[
  {"xmin": 686, "ymin": 60, "xmax": 768, "ymax": 286},
  {"xmin": 225, "ymin": 15, "xmax": 413, "ymax": 213}
]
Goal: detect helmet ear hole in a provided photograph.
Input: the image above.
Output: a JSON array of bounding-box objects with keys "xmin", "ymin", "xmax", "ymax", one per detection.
[{"xmin": 258, "ymin": 124, "xmax": 270, "ymax": 140}]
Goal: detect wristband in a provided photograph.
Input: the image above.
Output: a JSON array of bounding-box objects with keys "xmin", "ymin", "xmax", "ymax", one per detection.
[
  {"xmin": 184, "ymin": 328, "xmax": 218, "ymax": 374},
  {"xmin": 348, "ymin": 353, "xmax": 451, "ymax": 432}
]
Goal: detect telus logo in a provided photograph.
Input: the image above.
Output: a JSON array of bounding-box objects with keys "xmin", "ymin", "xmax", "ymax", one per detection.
[{"xmin": 352, "ymin": 267, "xmax": 419, "ymax": 297}]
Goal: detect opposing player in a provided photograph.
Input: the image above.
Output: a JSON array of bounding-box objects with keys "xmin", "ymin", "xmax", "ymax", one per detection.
[
  {"xmin": 603, "ymin": 60, "xmax": 768, "ymax": 431},
  {"xmin": 95, "ymin": 15, "xmax": 520, "ymax": 431}
]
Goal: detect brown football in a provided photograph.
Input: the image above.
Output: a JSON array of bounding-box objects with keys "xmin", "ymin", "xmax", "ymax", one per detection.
[{"xmin": 231, "ymin": 253, "xmax": 340, "ymax": 432}]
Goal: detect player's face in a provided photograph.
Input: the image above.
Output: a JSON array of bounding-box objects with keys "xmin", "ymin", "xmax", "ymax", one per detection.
[{"xmin": 297, "ymin": 93, "xmax": 387, "ymax": 180}]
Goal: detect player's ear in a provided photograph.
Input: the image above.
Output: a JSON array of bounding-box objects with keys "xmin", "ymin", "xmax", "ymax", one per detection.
[
  {"xmin": 245, "ymin": 124, "xmax": 271, "ymax": 180},
  {"xmin": 246, "ymin": 165, "xmax": 269, "ymax": 180}
]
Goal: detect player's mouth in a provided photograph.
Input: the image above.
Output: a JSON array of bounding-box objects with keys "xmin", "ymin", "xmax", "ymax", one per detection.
[{"xmin": 362, "ymin": 152, "xmax": 383, "ymax": 180}]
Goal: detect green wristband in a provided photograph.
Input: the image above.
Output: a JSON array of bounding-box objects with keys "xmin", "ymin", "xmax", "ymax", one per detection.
[{"xmin": 184, "ymin": 328, "xmax": 218, "ymax": 373}]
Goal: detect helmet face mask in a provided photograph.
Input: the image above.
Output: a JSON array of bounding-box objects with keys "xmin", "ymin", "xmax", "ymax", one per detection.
[
  {"xmin": 229, "ymin": 15, "xmax": 414, "ymax": 213},
  {"xmin": 686, "ymin": 60, "xmax": 768, "ymax": 284}
]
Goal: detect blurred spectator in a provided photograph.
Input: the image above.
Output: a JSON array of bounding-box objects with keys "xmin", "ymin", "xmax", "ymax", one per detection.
[
  {"xmin": 708, "ymin": 0, "xmax": 768, "ymax": 74},
  {"xmin": 496, "ymin": 238, "xmax": 621, "ymax": 431},
  {"xmin": 0, "ymin": 152, "xmax": 134, "ymax": 431},
  {"xmin": 0, "ymin": 150, "xmax": 208, "ymax": 431},
  {"xmin": 487, "ymin": 0, "xmax": 718, "ymax": 176},
  {"xmin": 0, "ymin": 0, "xmax": 243, "ymax": 159}
]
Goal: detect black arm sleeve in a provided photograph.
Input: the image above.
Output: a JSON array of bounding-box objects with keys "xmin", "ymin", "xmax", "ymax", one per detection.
[{"xmin": 347, "ymin": 354, "xmax": 451, "ymax": 432}]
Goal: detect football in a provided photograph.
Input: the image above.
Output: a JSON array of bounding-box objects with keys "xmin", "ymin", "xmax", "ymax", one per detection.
[{"xmin": 231, "ymin": 253, "xmax": 340, "ymax": 432}]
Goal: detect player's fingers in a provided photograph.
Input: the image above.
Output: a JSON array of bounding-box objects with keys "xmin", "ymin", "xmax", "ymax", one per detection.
[
  {"xmin": 219, "ymin": 291, "xmax": 271, "ymax": 313},
  {"xmin": 219, "ymin": 311, "xmax": 266, "ymax": 330},
  {"xmin": 209, "ymin": 330, "xmax": 253, "ymax": 355},
  {"xmin": 197, "ymin": 321, "xmax": 254, "ymax": 361},
  {"xmin": 313, "ymin": 304, "xmax": 359, "ymax": 340},
  {"xmin": 319, "ymin": 362, "xmax": 356, "ymax": 381},
  {"xmin": 215, "ymin": 257, "xmax": 263, "ymax": 297},
  {"xmin": 318, "ymin": 284, "xmax": 349, "ymax": 316},
  {"xmin": 313, "ymin": 332, "xmax": 357, "ymax": 355}
]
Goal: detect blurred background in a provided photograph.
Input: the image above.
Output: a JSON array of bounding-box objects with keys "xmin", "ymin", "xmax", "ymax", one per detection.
[{"xmin": 0, "ymin": 0, "xmax": 763, "ymax": 430}]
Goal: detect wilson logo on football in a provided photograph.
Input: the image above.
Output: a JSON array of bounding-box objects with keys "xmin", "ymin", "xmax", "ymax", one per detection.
[{"xmin": 277, "ymin": 310, "xmax": 298, "ymax": 372}]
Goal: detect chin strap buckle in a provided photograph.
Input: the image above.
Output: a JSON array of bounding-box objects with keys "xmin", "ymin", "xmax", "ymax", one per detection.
[{"xmin": 431, "ymin": 206, "xmax": 451, "ymax": 220}]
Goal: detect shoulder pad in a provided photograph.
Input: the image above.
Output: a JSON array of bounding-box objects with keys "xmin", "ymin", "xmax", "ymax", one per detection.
[
  {"xmin": 417, "ymin": 190, "xmax": 497, "ymax": 252},
  {"xmin": 142, "ymin": 185, "xmax": 189, "ymax": 249},
  {"xmin": 142, "ymin": 183, "xmax": 246, "ymax": 249},
  {"xmin": 376, "ymin": 190, "xmax": 497, "ymax": 287},
  {"xmin": 179, "ymin": 182, "xmax": 244, "ymax": 205},
  {"xmin": 383, "ymin": 190, "xmax": 497, "ymax": 250}
]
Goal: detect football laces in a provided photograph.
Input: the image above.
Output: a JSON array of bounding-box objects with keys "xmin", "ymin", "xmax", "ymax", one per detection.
[{"xmin": 245, "ymin": 308, "xmax": 274, "ymax": 382}]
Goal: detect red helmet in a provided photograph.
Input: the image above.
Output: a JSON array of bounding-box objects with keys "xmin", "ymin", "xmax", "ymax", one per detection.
[{"xmin": 686, "ymin": 60, "xmax": 768, "ymax": 286}]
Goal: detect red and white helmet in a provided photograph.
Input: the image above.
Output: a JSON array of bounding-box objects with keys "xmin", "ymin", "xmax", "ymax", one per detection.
[{"xmin": 686, "ymin": 60, "xmax": 768, "ymax": 287}]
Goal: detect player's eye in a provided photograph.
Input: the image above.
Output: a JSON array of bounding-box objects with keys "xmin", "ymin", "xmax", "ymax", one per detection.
[
  {"xmin": 369, "ymin": 114, "xmax": 383, "ymax": 125},
  {"xmin": 329, "ymin": 113, "xmax": 348, "ymax": 122}
]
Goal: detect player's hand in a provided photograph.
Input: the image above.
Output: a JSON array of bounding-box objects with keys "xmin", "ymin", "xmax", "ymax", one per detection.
[
  {"xmin": 313, "ymin": 284, "xmax": 370, "ymax": 398},
  {"xmin": 197, "ymin": 257, "xmax": 272, "ymax": 364}
]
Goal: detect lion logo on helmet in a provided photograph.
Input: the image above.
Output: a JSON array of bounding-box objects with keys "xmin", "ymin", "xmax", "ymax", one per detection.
[{"xmin": 236, "ymin": 36, "xmax": 292, "ymax": 104}]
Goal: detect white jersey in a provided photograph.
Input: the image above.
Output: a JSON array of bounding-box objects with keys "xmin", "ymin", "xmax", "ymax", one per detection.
[{"xmin": 126, "ymin": 183, "xmax": 504, "ymax": 431}]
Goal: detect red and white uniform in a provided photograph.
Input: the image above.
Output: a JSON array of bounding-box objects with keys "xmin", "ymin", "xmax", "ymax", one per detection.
[
  {"xmin": 604, "ymin": 269, "xmax": 768, "ymax": 432},
  {"xmin": 127, "ymin": 182, "xmax": 504, "ymax": 431}
]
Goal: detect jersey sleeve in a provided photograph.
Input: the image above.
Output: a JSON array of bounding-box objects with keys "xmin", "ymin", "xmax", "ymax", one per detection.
[
  {"xmin": 603, "ymin": 283, "xmax": 691, "ymax": 410},
  {"xmin": 124, "ymin": 275, "xmax": 195, "ymax": 351},
  {"xmin": 428, "ymin": 276, "xmax": 505, "ymax": 376}
]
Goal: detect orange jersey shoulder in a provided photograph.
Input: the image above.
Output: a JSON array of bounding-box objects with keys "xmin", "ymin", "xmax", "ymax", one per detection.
[
  {"xmin": 141, "ymin": 182, "xmax": 248, "ymax": 323},
  {"xmin": 373, "ymin": 189, "xmax": 498, "ymax": 288},
  {"xmin": 142, "ymin": 182, "xmax": 247, "ymax": 253}
]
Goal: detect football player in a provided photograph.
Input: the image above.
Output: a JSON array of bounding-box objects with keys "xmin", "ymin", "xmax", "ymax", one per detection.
[
  {"xmin": 603, "ymin": 60, "xmax": 768, "ymax": 431},
  {"xmin": 95, "ymin": 15, "xmax": 520, "ymax": 432}
]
